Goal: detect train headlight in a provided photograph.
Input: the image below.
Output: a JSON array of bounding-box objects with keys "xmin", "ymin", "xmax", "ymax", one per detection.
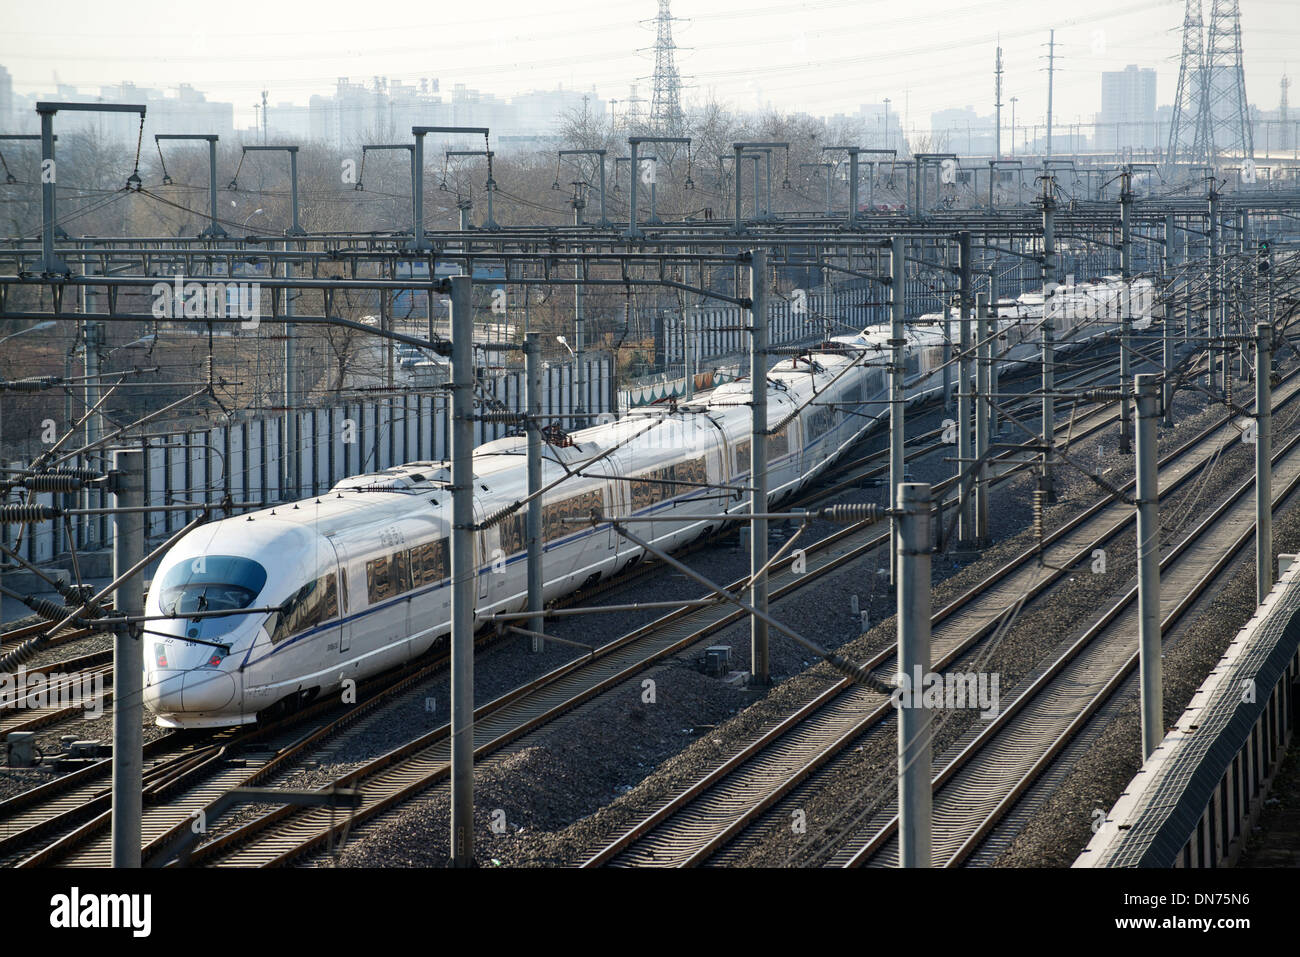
[{"xmin": 154, "ymin": 644, "xmax": 169, "ymax": 669}]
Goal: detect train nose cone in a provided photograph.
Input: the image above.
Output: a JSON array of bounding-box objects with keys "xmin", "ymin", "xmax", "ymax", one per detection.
[
  {"xmin": 144, "ymin": 669, "xmax": 186, "ymax": 713},
  {"xmin": 181, "ymin": 670, "xmax": 237, "ymax": 712}
]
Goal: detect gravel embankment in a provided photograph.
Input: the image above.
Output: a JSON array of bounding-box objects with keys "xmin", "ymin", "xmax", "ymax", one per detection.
[{"xmin": 304, "ymin": 347, "xmax": 1280, "ymax": 867}]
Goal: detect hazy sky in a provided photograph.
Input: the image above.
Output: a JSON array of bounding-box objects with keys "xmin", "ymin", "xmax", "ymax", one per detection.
[{"xmin": 2, "ymin": 0, "xmax": 1296, "ymax": 131}]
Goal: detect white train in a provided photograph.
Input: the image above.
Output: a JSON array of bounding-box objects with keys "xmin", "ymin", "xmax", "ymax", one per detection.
[{"xmin": 143, "ymin": 275, "xmax": 1156, "ymax": 727}]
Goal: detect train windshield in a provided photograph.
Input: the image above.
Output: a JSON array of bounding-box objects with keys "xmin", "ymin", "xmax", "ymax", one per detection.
[{"xmin": 159, "ymin": 555, "xmax": 268, "ymax": 617}]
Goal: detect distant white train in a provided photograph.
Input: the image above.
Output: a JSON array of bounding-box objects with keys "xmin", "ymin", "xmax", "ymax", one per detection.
[{"xmin": 143, "ymin": 275, "xmax": 1155, "ymax": 727}]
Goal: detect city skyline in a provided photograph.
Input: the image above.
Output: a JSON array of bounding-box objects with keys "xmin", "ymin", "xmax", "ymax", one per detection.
[{"xmin": 1, "ymin": 0, "xmax": 1295, "ymax": 140}]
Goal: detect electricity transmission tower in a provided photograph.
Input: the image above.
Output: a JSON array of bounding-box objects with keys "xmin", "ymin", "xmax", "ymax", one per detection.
[
  {"xmin": 1281, "ymin": 73, "xmax": 1291, "ymax": 153},
  {"xmin": 1168, "ymin": 0, "xmax": 1207, "ymax": 163},
  {"xmin": 649, "ymin": 0, "xmax": 686, "ymax": 134},
  {"xmin": 1202, "ymin": 0, "xmax": 1253, "ymax": 161},
  {"xmin": 1168, "ymin": 0, "xmax": 1253, "ymax": 164}
]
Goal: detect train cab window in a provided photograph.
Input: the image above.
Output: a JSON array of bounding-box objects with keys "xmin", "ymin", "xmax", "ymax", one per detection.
[
  {"xmin": 159, "ymin": 555, "xmax": 268, "ymax": 617},
  {"xmin": 409, "ymin": 539, "xmax": 450, "ymax": 586},
  {"xmin": 267, "ymin": 573, "xmax": 339, "ymax": 645}
]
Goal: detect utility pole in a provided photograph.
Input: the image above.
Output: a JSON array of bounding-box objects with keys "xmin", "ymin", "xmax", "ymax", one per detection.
[
  {"xmin": 890, "ymin": 236, "xmax": 906, "ymax": 581},
  {"xmin": 1010, "ymin": 97, "xmax": 1018, "ymax": 158},
  {"xmin": 110, "ymin": 448, "xmax": 144, "ymax": 868},
  {"xmin": 84, "ymin": 320, "xmax": 104, "ymax": 546},
  {"xmin": 749, "ymin": 249, "xmax": 770, "ymax": 687},
  {"xmin": 1119, "ymin": 167, "xmax": 1134, "ymax": 454},
  {"xmin": 1045, "ymin": 30, "xmax": 1056, "ymax": 159},
  {"xmin": 261, "ymin": 90, "xmax": 268, "ymax": 144},
  {"xmin": 1256, "ymin": 322, "xmax": 1273, "ymax": 605},
  {"xmin": 975, "ymin": 292, "xmax": 990, "ymax": 543},
  {"xmin": 525, "ymin": 333, "xmax": 544, "ymax": 652},
  {"xmin": 1207, "ymin": 179, "xmax": 1221, "ymax": 394},
  {"xmin": 957, "ymin": 231, "xmax": 974, "ymax": 542},
  {"xmin": 1040, "ymin": 176, "xmax": 1057, "ymax": 501},
  {"xmin": 449, "ymin": 275, "xmax": 475, "ymax": 868},
  {"xmin": 995, "ymin": 42, "xmax": 1004, "ymax": 160},
  {"xmin": 573, "ymin": 195, "xmax": 586, "ymax": 428},
  {"xmin": 896, "ymin": 482, "xmax": 932, "ymax": 868},
  {"xmin": 1135, "ymin": 373, "xmax": 1162, "ymax": 760},
  {"xmin": 1163, "ymin": 213, "xmax": 1177, "ymax": 426},
  {"xmin": 988, "ymin": 266, "xmax": 1001, "ymax": 437}
]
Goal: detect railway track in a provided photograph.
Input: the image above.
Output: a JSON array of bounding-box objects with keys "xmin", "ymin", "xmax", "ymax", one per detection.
[
  {"xmin": 0, "ymin": 334, "xmax": 1164, "ymax": 866},
  {"xmin": 173, "ymin": 390, "xmax": 1128, "ymax": 867},
  {"xmin": 576, "ymin": 365, "xmax": 1300, "ymax": 868},
  {"xmin": 840, "ymin": 415, "xmax": 1300, "ymax": 868},
  {"xmin": 4, "ymin": 638, "xmax": 479, "ymax": 867}
]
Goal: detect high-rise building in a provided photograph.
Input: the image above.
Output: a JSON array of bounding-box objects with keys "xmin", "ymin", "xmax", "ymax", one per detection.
[
  {"xmin": 1099, "ymin": 65, "xmax": 1158, "ymax": 151},
  {"xmin": 0, "ymin": 65, "xmax": 12, "ymax": 133}
]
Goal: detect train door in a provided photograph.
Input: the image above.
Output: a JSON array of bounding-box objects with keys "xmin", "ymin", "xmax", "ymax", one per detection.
[
  {"xmin": 327, "ymin": 536, "xmax": 352, "ymax": 654},
  {"xmin": 475, "ymin": 504, "xmax": 491, "ymax": 605},
  {"xmin": 601, "ymin": 463, "xmax": 621, "ymax": 555}
]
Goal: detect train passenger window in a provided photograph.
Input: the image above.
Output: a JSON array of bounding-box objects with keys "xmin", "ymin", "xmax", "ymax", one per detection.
[
  {"xmin": 628, "ymin": 473, "xmax": 664, "ymax": 511},
  {"xmin": 496, "ymin": 514, "xmax": 527, "ymax": 557},
  {"xmin": 542, "ymin": 489, "xmax": 604, "ymax": 543},
  {"xmin": 366, "ymin": 551, "xmax": 411, "ymax": 603},
  {"xmin": 734, "ymin": 439, "xmax": 750, "ymax": 472},
  {"xmin": 267, "ymin": 573, "xmax": 339, "ymax": 645},
  {"xmin": 409, "ymin": 539, "xmax": 449, "ymax": 586},
  {"xmin": 768, "ymin": 428, "xmax": 789, "ymax": 460},
  {"xmin": 391, "ymin": 550, "xmax": 412, "ymax": 593},
  {"xmin": 366, "ymin": 556, "xmax": 393, "ymax": 603}
]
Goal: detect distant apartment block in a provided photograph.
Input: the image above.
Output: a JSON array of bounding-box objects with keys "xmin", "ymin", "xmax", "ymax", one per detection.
[{"xmin": 1099, "ymin": 65, "xmax": 1157, "ymax": 151}]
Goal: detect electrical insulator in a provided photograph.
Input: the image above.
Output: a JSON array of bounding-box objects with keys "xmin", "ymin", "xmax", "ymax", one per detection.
[
  {"xmin": 0, "ymin": 504, "xmax": 60, "ymax": 523},
  {"xmin": 24, "ymin": 596, "xmax": 72, "ymax": 623},
  {"xmin": 816, "ymin": 503, "xmax": 884, "ymax": 525},
  {"xmin": 22, "ymin": 474, "xmax": 89, "ymax": 493},
  {"xmin": 826, "ymin": 654, "xmax": 894, "ymax": 695},
  {"xmin": 1032, "ymin": 489, "xmax": 1047, "ymax": 544},
  {"xmin": 1, "ymin": 377, "xmax": 58, "ymax": 393}
]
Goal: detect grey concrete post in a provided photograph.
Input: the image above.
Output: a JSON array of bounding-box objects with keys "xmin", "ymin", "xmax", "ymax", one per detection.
[
  {"xmin": 525, "ymin": 334, "xmax": 544, "ymax": 652},
  {"xmin": 750, "ymin": 249, "xmax": 770, "ymax": 686},
  {"xmin": 896, "ymin": 482, "xmax": 932, "ymax": 868},
  {"xmin": 628, "ymin": 139, "xmax": 640, "ymax": 239},
  {"xmin": 890, "ymin": 236, "xmax": 906, "ymax": 580},
  {"xmin": 1119, "ymin": 170, "xmax": 1133, "ymax": 454},
  {"xmin": 1257, "ymin": 323, "xmax": 1273, "ymax": 605},
  {"xmin": 975, "ymin": 293, "xmax": 990, "ymax": 543},
  {"xmin": 1041, "ymin": 188, "xmax": 1057, "ymax": 502},
  {"xmin": 957, "ymin": 231, "xmax": 974, "ymax": 541},
  {"xmin": 38, "ymin": 107, "xmax": 67, "ymax": 274},
  {"xmin": 1135, "ymin": 373, "xmax": 1162, "ymax": 760},
  {"xmin": 848, "ymin": 150, "xmax": 859, "ymax": 227},
  {"xmin": 110, "ymin": 448, "xmax": 144, "ymax": 868},
  {"xmin": 449, "ymin": 276, "xmax": 476, "ymax": 867},
  {"xmin": 1207, "ymin": 185, "xmax": 1220, "ymax": 393},
  {"xmin": 1163, "ymin": 213, "xmax": 1177, "ymax": 426}
]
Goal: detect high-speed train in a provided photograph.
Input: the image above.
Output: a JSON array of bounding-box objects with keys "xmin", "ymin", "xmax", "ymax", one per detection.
[{"xmin": 143, "ymin": 275, "xmax": 1157, "ymax": 727}]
